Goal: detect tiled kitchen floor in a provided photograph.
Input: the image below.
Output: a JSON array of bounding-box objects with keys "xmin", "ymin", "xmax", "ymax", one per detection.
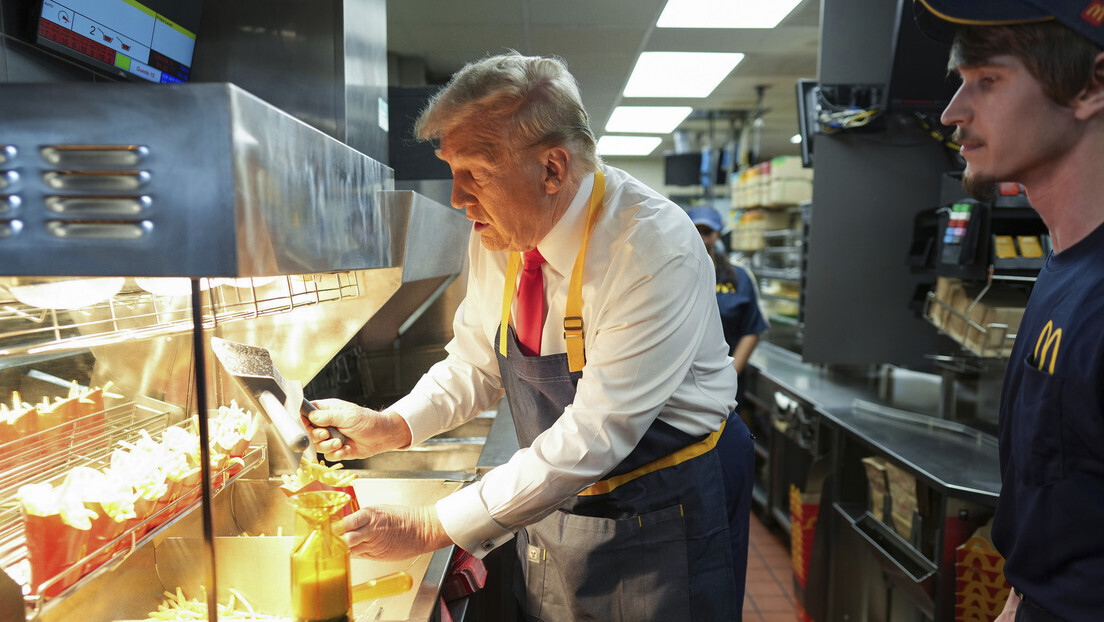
[{"xmin": 743, "ymin": 512, "xmax": 799, "ymax": 622}]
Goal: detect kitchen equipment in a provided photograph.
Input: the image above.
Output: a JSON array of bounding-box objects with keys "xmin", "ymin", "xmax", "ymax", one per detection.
[
  {"xmin": 0, "ymin": 48, "xmax": 468, "ymax": 621},
  {"xmin": 211, "ymin": 337, "xmax": 347, "ymax": 455},
  {"xmin": 289, "ymin": 490, "xmax": 413, "ymax": 622}
]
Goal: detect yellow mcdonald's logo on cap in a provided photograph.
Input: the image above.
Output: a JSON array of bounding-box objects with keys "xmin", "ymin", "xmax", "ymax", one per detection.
[
  {"xmin": 1033, "ymin": 320, "xmax": 1062, "ymax": 375},
  {"xmin": 1082, "ymin": 1, "xmax": 1104, "ymax": 26}
]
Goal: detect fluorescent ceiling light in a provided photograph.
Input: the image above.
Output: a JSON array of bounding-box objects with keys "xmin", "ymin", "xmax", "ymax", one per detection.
[
  {"xmin": 597, "ymin": 135, "xmax": 663, "ymax": 156},
  {"xmin": 624, "ymin": 52, "xmax": 744, "ymax": 98},
  {"xmin": 657, "ymin": 0, "xmax": 803, "ymax": 29},
  {"xmin": 605, "ymin": 106, "xmax": 693, "ymax": 134}
]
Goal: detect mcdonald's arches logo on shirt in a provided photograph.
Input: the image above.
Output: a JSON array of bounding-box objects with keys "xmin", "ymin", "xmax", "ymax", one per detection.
[{"xmin": 1033, "ymin": 320, "xmax": 1062, "ymax": 375}]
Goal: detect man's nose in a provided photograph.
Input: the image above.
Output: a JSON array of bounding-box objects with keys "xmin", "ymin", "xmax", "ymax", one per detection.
[
  {"xmin": 941, "ymin": 84, "xmax": 969, "ymax": 128},
  {"xmin": 451, "ymin": 183, "xmax": 475, "ymax": 211}
]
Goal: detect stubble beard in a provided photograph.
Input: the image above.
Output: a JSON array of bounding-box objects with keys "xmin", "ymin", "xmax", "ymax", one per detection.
[
  {"xmin": 954, "ymin": 127, "xmax": 999, "ymax": 203},
  {"xmin": 961, "ymin": 171, "xmax": 998, "ymax": 204}
]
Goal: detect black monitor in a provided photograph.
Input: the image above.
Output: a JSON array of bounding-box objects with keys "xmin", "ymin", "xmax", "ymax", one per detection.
[
  {"xmin": 664, "ymin": 151, "xmax": 727, "ymax": 187},
  {"xmin": 886, "ymin": 0, "xmax": 957, "ymax": 112},
  {"xmin": 664, "ymin": 152, "xmax": 703, "ymax": 187},
  {"xmin": 35, "ymin": 0, "xmax": 201, "ymax": 83},
  {"xmin": 795, "ymin": 78, "xmax": 819, "ymax": 169}
]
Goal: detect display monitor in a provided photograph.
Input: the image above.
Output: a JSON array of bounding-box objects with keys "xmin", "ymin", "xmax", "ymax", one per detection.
[
  {"xmin": 664, "ymin": 151, "xmax": 727, "ymax": 187},
  {"xmin": 35, "ymin": 0, "xmax": 200, "ymax": 84},
  {"xmin": 664, "ymin": 152, "xmax": 703, "ymax": 187},
  {"xmin": 886, "ymin": 0, "xmax": 956, "ymax": 112},
  {"xmin": 795, "ymin": 79, "xmax": 819, "ymax": 169}
]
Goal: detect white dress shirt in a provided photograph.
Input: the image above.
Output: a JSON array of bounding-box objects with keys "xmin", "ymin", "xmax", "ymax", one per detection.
[{"xmin": 390, "ymin": 164, "xmax": 738, "ymax": 557}]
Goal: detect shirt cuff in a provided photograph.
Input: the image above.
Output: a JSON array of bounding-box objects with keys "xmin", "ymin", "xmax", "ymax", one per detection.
[
  {"xmin": 388, "ymin": 392, "xmax": 439, "ymax": 446},
  {"xmin": 435, "ymin": 483, "xmax": 516, "ymax": 559}
]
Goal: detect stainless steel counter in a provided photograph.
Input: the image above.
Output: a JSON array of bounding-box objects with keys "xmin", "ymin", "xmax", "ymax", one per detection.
[
  {"xmin": 748, "ymin": 342, "xmax": 1000, "ymax": 502},
  {"xmin": 748, "ymin": 343, "xmax": 884, "ymax": 412}
]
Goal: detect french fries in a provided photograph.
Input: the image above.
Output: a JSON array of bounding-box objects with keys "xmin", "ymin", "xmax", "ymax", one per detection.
[
  {"xmin": 280, "ymin": 456, "xmax": 357, "ymax": 492},
  {"xmin": 146, "ymin": 586, "xmax": 286, "ymax": 620}
]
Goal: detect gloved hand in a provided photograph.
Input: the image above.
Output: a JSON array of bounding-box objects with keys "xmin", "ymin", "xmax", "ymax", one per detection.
[
  {"xmin": 306, "ymin": 399, "xmax": 413, "ymax": 461},
  {"xmin": 343, "ymin": 505, "xmax": 453, "ymax": 560}
]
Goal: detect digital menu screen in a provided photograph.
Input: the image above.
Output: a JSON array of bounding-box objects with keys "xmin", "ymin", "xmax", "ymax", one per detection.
[{"xmin": 36, "ymin": 0, "xmax": 198, "ymax": 84}]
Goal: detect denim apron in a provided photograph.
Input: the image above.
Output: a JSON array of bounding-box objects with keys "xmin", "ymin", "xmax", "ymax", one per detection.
[{"xmin": 496, "ymin": 172, "xmax": 751, "ymax": 621}]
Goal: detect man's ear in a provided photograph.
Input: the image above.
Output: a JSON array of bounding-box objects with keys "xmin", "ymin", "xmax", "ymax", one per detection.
[
  {"xmin": 1073, "ymin": 51, "xmax": 1104, "ymax": 120},
  {"xmin": 542, "ymin": 147, "xmax": 570, "ymax": 195}
]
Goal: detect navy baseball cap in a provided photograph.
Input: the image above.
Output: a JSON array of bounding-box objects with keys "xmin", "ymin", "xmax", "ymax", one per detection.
[
  {"xmin": 687, "ymin": 207, "xmax": 724, "ymax": 232},
  {"xmin": 914, "ymin": 0, "xmax": 1104, "ymax": 48}
]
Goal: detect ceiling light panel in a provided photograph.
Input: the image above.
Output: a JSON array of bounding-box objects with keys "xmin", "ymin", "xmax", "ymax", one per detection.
[
  {"xmin": 596, "ymin": 135, "xmax": 663, "ymax": 156},
  {"xmin": 605, "ymin": 106, "xmax": 693, "ymax": 134},
  {"xmin": 623, "ymin": 52, "xmax": 745, "ymax": 98},
  {"xmin": 657, "ymin": 0, "xmax": 803, "ymax": 29}
]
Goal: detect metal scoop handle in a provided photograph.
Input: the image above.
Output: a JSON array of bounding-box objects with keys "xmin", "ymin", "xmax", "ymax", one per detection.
[
  {"xmin": 257, "ymin": 390, "xmax": 310, "ymax": 453},
  {"xmin": 300, "ymin": 399, "xmax": 348, "ymax": 447}
]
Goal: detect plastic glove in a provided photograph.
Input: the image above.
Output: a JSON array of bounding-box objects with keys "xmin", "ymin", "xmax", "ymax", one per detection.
[
  {"xmin": 306, "ymin": 399, "xmax": 412, "ymax": 461},
  {"xmin": 343, "ymin": 504, "xmax": 452, "ymax": 560}
]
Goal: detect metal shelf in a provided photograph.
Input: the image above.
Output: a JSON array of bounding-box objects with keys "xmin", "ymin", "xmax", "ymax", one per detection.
[
  {"xmin": 769, "ymin": 315, "xmax": 801, "ymax": 327},
  {"xmin": 760, "ymin": 292, "xmax": 800, "ymax": 303},
  {"xmin": 0, "ymin": 273, "xmax": 360, "ymax": 359},
  {"xmin": 924, "ymin": 291, "xmax": 1016, "ymax": 360},
  {"xmin": 0, "ymin": 399, "xmax": 266, "ymax": 610},
  {"xmin": 758, "ymin": 245, "xmax": 802, "ymax": 253},
  {"xmin": 756, "ymin": 268, "xmax": 802, "ymax": 281},
  {"xmin": 833, "ymin": 502, "xmax": 937, "ymax": 586}
]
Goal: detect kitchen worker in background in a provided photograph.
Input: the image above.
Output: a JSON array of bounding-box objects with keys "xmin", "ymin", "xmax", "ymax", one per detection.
[
  {"xmin": 688, "ymin": 206, "xmax": 768, "ymax": 375},
  {"xmin": 914, "ymin": 2, "xmax": 1104, "ymax": 621},
  {"xmin": 308, "ymin": 52, "xmax": 753, "ymax": 621}
]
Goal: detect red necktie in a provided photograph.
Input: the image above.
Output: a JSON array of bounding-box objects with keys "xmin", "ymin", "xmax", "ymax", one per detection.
[{"xmin": 516, "ymin": 248, "xmax": 545, "ymax": 356}]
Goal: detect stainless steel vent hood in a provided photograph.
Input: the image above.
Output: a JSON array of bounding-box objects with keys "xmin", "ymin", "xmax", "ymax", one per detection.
[
  {"xmin": 0, "ymin": 81, "xmax": 468, "ymax": 402},
  {"xmin": 0, "ymin": 82, "xmax": 399, "ymax": 277}
]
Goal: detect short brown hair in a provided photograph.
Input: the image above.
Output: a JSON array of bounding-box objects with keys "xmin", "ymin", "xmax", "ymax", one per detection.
[{"xmin": 950, "ymin": 21, "xmax": 1102, "ymax": 105}]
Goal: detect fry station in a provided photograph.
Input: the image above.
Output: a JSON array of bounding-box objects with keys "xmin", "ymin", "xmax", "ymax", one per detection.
[{"xmin": 0, "ymin": 3, "xmax": 483, "ymax": 617}]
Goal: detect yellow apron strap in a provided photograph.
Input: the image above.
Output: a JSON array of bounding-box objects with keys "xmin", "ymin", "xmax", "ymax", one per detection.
[
  {"xmin": 499, "ymin": 252, "xmax": 523, "ymax": 358},
  {"xmin": 498, "ymin": 170, "xmax": 606, "ymax": 370},
  {"xmin": 564, "ymin": 169, "xmax": 604, "ymax": 372},
  {"xmin": 577, "ymin": 420, "xmax": 726, "ymax": 496}
]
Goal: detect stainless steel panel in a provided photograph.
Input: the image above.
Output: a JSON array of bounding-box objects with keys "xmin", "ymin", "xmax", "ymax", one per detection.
[
  {"xmin": 192, "ymin": 0, "xmax": 389, "ymax": 164},
  {"xmin": 352, "ymin": 439, "xmax": 486, "ymax": 474},
  {"xmin": 192, "ymin": 2, "xmax": 341, "ymax": 142},
  {"xmin": 342, "ymin": 0, "xmax": 389, "ymax": 162},
  {"xmin": 0, "ymin": 82, "xmax": 395, "ymax": 277},
  {"xmin": 45, "ymin": 195, "xmax": 149, "ymax": 216},
  {"xmin": 39, "ymin": 145, "xmax": 149, "ymax": 167}
]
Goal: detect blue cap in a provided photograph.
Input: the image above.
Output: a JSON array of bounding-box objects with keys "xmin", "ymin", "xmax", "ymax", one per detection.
[
  {"xmin": 687, "ymin": 207, "xmax": 724, "ymax": 233},
  {"xmin": 914, "ymin": 0, "xmax": 1104, "ymax": 48}
]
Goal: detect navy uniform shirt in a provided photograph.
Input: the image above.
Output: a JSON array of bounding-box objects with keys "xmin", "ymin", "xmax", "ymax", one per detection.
[
  {"xmin": 716, "ymin": 261, "xmax": 768, "ymax": 355},
  {"xmin": 993, "ymin": 222, "xmax": 1104, "ymax": 622}
]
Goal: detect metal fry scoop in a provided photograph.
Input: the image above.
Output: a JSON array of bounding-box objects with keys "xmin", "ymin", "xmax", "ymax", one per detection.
[{"xmin": 210, "ymin": 337, "xmax": 346, "ymax": 458}]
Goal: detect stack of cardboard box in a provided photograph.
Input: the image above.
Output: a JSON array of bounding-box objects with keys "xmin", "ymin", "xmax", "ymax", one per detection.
[
  {"xmin": 928, "ymin": 277, "xmax": 1026, "ymax": 358},
  {"xmin": 955, "ymin": 521, "xmax": 1011, "ymax": 621}
]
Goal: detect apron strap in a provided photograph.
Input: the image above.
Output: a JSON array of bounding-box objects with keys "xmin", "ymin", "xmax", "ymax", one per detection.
[
  {"xmin": 577, "ymin": 420, "xmax": 726, "ymax": 496},
  {"xmin": 499, "ymin": 253, "xmax": 522, "ymax": 359},
  {"xmin": 499, "ymin": 170, "xmax": 606, "ymax": 373}
]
